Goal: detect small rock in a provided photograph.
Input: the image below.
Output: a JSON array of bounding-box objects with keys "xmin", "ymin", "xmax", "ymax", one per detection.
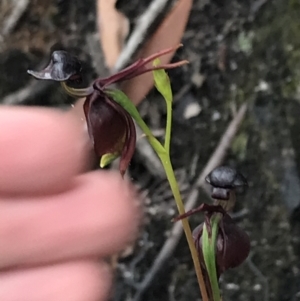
[
  {"xmin": 225, "ymin": 283, "xmax": 240, "ymax": 290},
  {"xmin": 184, "ymin": 102, "xmax": 202, "ymax": 119},
  {"xmin": 253, "ymin": 284, "xmax": 262, "ymax": 291},
  {"xmin": 191, "ymin": 72, "xmax": 205, "ymax": 88},
  {"xmin": 255, "ymin": 80, "xmax": 269, "ymax": 92},
  {"xmin": 212, "ymin": 110, "xmax": 221, "ymax": 121}
]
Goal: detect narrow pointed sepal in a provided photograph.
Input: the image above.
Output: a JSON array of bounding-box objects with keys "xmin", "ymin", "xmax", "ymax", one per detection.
[{"xmin": 94, "ymin": 44, "xmax": 188, "ymax": 89}]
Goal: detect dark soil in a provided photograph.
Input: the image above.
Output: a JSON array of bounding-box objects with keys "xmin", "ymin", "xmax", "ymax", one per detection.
[{"xmin": 1, "ymin": 0, "xmax": 300, "ymax": 300}]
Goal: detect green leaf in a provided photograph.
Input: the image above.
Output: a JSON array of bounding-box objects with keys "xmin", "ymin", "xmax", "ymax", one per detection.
[
  {"xmin": 100, "ymin": 153, "xmax": 119, "ymax": 168},
  {"xmin": 202, "ymin": 214, "xmax": 222, "ymax": 301},
  {"xmin": 152, "ymin": 59, "xmax": 173, "ymax": 103}
]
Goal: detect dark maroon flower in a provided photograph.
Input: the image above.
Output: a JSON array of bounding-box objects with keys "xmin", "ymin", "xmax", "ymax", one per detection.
[
  {"xmin": 28, "ymin": 45, "xmax": 187, "ymax": 176},
  {"xmin": 174, "ymin": 204, "xmax": 250, "ymax": 277},
  {"xmin": 174, "ymin": 167, "xmax": 250, "ymax": 278},
  {"xmin": 83, "ymin": 91, "xmax": 136, "ymax": 176},
  {"xmin": 193, "ymin": 213, "xmax": 250, "ymax": 277}
]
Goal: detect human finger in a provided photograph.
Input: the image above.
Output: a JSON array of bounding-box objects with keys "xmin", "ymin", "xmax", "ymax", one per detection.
[
  {"xmin": 0, "ymin": 106, "xmax": 89, "ymax": 195},
  {"xmin": 0, "ymin": 171, "xmax": 141, "ymax": 268},
  {"xmin": 0, "ymin": 260, "xmax": 111, "ymax": 301}
]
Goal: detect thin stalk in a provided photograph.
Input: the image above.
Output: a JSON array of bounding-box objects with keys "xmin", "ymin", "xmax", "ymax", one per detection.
[
  {"xmin": 151, "ymin": 64, "xmax": 209, "ymax": 301},
  {"xmin": 164, "ymin": 99, "xmax": 172, "ymax": 153},
  {"xmin": 60, "ymin": 82, "xmax": 94, "ymax": 97},
  {"xmin": 154, "ymin": 65, "xmax": 209, "ymax": 301},
  {"xmin": 159, "ymin": 154, "xmax": 210, "ymax": 301},
  {"xmin": 106, "ymin": 82, "xmax": 210, "ymax": 301},
  {"xmin": 129, "ymin": 111, "xmax": 209, "ymax": 301}
]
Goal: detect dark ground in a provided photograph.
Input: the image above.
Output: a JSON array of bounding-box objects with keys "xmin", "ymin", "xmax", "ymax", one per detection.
[{"xmin": 1, "ymin": 0, "xmax": 300, "ymax": 300}]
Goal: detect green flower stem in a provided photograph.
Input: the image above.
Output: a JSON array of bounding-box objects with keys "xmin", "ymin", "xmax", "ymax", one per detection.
[
  {"xmin": 164, "ymin": 99, "xmax": 172, "ymax": 154},
  {"xmin": 202, "ymin": 214, "xmax": 222, "ymax": 301},
  {"xmin": 132, "ymin": 122, "xmax": 210, "ymax": 301},
  {"xmin": 152, "ymin": 63, "xmax": 209, "ymax": 301},
  {"xmin": 106, "ymin": 86, "xmax": 209, "ymax": 301},
  {"xmin": 158, "ymin": 153, "xmax": 210, "ymax": 301}
]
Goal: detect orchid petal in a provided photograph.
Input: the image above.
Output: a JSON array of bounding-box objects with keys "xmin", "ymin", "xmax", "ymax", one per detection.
[
  {"xmin": 119, "ymin": 109, "xmax": 136, "ymax": 177},
  {"xmin": 84, "ymin": 92, "xmax": 126, "ymax": 156},
  {"xmin": 83, "ymin": 91, "xmax": 136, "ymax": 175}
]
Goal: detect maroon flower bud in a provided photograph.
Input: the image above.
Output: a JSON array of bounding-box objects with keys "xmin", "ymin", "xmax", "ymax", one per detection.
[
  {"xmin": 205, "ymin": 166, "xmax": 247, "ymax": 200},
  {"xmin": 27, "ymin": 51, "xmax": 82, "ymax": 82},
  {"xmin": 193, "ymin": 214, "xmax": 250, "ymax": 277}
]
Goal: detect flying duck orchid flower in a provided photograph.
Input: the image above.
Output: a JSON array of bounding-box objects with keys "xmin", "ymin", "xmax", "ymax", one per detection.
[
  {"xmin": 173, "ymin": 166, "xmax": 250, "ymax": 299},
  {"xmin": 28, "ymin": 45, "xmax": 187, "ymax": 176}
]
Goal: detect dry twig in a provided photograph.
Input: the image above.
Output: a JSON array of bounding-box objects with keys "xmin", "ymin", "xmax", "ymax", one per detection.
[
  {"xmin": 114, "ymin": 0, "xmax": 171, "ymax": 72},
  {"xmin": 246, "ymin": 253, "xmax": 269, "ymax": 301},
  {"xmin": 135, "ymin": 126, "xmax": 165, "ymax": 178},
  {"xmin": 1, "ymin": 80, "xmax": 52, "ymax": 105},
  {"xmin": 0, "ymin": 0, "xmax": 30, "ymax": 39},
  {"xmin": 97, "ymin": 0, "xmax": 129, "ymax": 70},
  {"xmin": 120, "ymin": 0, "xmax": 193, "ymax": 105}
]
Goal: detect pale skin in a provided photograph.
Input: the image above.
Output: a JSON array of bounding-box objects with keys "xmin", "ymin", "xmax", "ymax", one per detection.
[{"xmin": 0, "ymin": 106, "xmax": 141, "ymax": 301}]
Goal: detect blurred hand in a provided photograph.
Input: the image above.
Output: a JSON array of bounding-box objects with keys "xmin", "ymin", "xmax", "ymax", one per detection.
[{"xmin": 0, "ymin": 106, "xmax": 140, "ymax": 301}]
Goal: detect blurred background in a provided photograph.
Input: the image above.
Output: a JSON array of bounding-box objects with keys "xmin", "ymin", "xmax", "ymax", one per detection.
[{"xmin": 1, "ymin": 0, "xmax": 300, "ymax": 300}]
